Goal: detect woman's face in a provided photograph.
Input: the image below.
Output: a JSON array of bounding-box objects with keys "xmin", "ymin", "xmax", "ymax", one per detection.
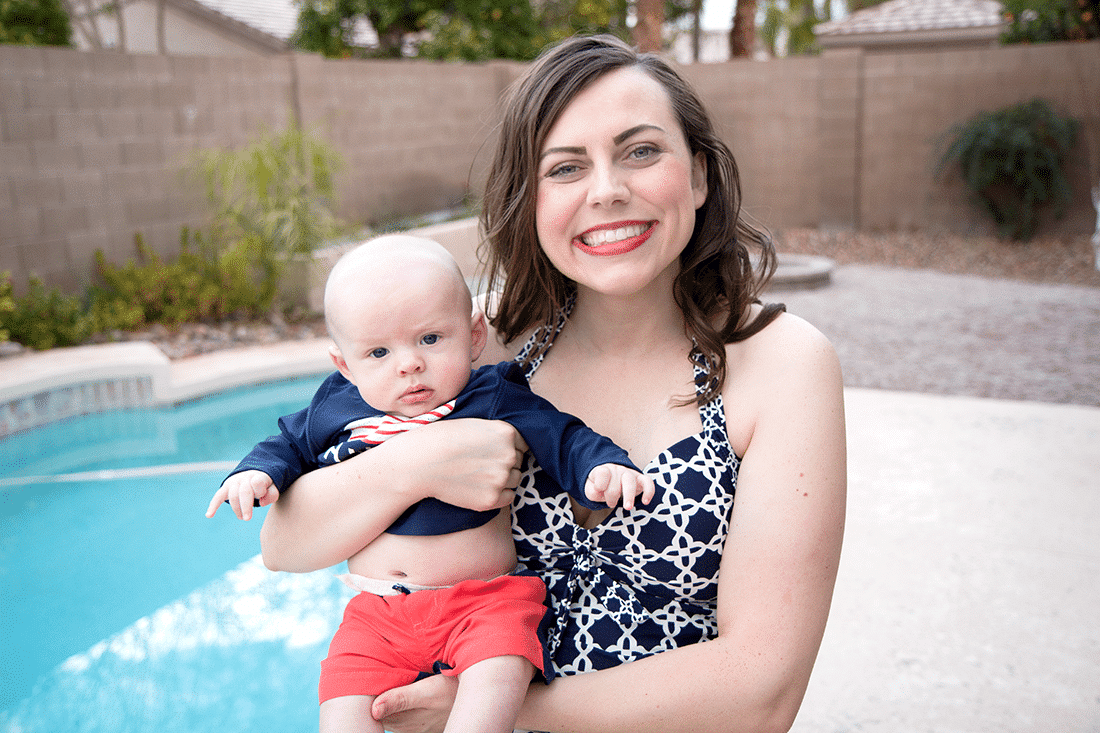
[{"xmin": 534, "ymin": 66, "xmax": 708, "ymax": 299}]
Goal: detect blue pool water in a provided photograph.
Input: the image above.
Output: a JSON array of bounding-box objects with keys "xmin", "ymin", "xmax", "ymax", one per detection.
[{"xmin": 0, "ymin": 376, "xmax": 355, "ymax": 731}]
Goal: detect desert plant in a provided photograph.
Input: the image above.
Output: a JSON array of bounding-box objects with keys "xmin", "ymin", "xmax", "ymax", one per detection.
[
  {"xmin": 189, "ymin": 122, "xmax": 344, "ymax": 287},
  {"xmin": 0, "ymin": 275, "xmax": 94, "ymax": 350},
  {"xmin": 939, "ymin": 98, "xmax": 1079, "ymax": 241},
  {"xmin": 0, "ymin": 271, "xmax": 13, "ymax": 342},
  {"xmin": 89, "ymin": 228, "xmax": 279, "ymax": 331}
]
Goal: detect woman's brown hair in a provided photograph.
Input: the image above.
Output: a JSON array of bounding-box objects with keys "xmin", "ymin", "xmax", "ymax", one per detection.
[{"xmin": 480, "ymin": 34, "xmax": 784, "ymax": 404}]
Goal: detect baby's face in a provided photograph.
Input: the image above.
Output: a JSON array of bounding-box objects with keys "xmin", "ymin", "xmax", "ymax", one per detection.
[{"xmin": 334, "ymin": 280, "xmax": 477, "ymax": 417}]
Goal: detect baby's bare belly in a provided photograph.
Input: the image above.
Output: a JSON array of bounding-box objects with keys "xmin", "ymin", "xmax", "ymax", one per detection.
[{"xmin": 345, "ymin": 508, "xmax": 517, "ymax": 587}]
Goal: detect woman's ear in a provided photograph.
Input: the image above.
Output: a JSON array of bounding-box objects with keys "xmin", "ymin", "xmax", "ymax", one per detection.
[
  {"xmin": 470, "ymin": 311, "xmax": 488, "ymax": 363},
  {"xmin": 692, "ymin": 152, "xmax": 708, "ymax": 209}
]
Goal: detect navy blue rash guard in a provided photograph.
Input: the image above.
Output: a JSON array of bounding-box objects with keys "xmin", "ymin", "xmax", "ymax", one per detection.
[{"xmin": 226, "ymin": 361, "xmax": 639, "ymax": 535}]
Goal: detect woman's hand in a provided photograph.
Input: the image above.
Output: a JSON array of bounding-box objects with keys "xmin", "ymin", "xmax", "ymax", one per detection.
[
  {"xmin": 390, "ymin": 417, "xmax": 528, "ymax": 511},
  {"xmin": 372, "ymin": 674, "xmax": 459, "ymax": 733},
  {"xmin": 260, "ymin": 418, "xmax": 525, "ymax": 573}
]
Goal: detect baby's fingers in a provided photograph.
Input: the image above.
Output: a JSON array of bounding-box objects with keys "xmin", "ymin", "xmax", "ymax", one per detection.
[
  {"xmin": 205, "ymin": 486, "xmax": 229, "ymax": 518},
  {"xmin": 620, "ymin": 471, "xmax": 655, "ymax": 511},
  {"xmin": 584, "ymin": 465, "xmax": 612, "ymax": 504},
  {"xmin": 257, "ymin": 484, "xmax": 280, "ymax": 507}
]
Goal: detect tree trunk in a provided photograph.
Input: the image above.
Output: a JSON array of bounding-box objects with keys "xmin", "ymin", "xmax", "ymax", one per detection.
[
  {"xmin": 691, "ymin": 0, "xmax": 702, "ymax": 62},
  {"xmin": 634, "ymin": 0, "xmax": 664, "ymax": 53},
  {"xmin": 156, "ymin": 0, "xmax": 166, "ymax": 54},
  {"xmin": 114, "ymin": 0, "xmax": 127, "ymax": 52},
  {"xmin": 62, "ymin": 0, "xmax": 105, "ymax": 49},
  {"xmin": 729, "ymin": 0, "xmax": 756, "ymax": 59}
]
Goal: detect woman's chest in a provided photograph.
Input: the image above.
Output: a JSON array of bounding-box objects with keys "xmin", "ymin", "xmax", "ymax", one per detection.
[{"xmin": 529, "ymin": 352, "xmax": 703, "ymax": 468}]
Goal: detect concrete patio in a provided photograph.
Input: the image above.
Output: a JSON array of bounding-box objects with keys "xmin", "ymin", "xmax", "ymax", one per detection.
[{"xmin": 2, "ymin": 256, "xmax": 1098, "ymax": 731}]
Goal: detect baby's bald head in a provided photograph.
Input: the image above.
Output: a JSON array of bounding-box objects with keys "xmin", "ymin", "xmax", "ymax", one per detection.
[{"xmin": 324, "ymin": 234, "xmax": 472, "ymax": 348}]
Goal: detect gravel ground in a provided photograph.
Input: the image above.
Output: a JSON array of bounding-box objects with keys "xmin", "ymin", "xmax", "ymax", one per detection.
[
  {"xmin": 768, "ymin": 264, "xmax": 1100, "ymax": 406},
  {"xmin": 17, "ymin": 228, "xmax": 1097, "ymax": 407},
  {"xmin": 771, "ymin": 229, "xmax": 1100, "ymax": 407}
]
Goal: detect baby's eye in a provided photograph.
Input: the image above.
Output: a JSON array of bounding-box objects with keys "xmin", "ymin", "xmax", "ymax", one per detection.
[
  {"xmin": 369, "ymin": 347, "xmax": 388, "ymax": 358},
  {"xmin": 421, "ymin": 334, "xmax": 440, "ymax": 345}
]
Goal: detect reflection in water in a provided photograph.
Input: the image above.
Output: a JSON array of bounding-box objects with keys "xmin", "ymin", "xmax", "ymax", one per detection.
[{"xmin": 2, "ymin": 557, "xmax": 355, "ymax": 733}]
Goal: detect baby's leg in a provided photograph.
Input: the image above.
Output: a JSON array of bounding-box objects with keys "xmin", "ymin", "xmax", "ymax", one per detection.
[
  {"xmin": 320, "ymin": 694, "xmax": 385, "ymax": 733},
  {"xmin": 444, "ymin": 655, "xmax": 535, "ymax": 733}
]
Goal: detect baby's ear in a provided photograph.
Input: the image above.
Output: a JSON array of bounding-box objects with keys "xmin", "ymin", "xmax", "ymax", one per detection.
[
  {"xmin": 470, "ymin": 312, "xmax": 488, "ymax": 362},
  {"xmin": 329, "ymin": 344, "xmax": 352, "ymax": 379}
]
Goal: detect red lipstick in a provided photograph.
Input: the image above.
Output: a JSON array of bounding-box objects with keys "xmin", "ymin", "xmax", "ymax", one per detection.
[{"xmin": 574, "ymin": 221, "xmax": 655, "ymax": 257}]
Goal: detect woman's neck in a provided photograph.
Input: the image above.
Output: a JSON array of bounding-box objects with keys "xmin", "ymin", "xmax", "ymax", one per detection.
[{"xmin": 566, "ymin": 284, "xmax": 687, "ymax": 358}]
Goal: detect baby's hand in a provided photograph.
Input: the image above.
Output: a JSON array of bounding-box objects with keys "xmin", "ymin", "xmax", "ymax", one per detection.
[
  {"xmin": 584, "ymin": 464, "xmax": 655, "ymax": 510},
  {"xmin": 205, "ymin": 470, "xmax": 278, "ymax": 521}
]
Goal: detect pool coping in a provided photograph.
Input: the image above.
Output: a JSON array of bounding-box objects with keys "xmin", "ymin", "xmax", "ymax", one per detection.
[
  {"xmin": 0, "ymin": 214, "xmax": 835, "ymax": 437},
  {"xmin": 0, "ymin": 338, "xmax": 333, "ymax": 438}
]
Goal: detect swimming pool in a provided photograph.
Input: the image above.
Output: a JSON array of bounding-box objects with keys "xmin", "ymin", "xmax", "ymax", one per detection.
[{"xmin": 1, "ymin": 375, "xmax": 356, "ymax": 731}]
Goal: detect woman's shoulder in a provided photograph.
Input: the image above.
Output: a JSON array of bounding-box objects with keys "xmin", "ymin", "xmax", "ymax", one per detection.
[
  {"xmin": 735, "ymin": 306, "xmax": 838, "ymax": 368},
  {"xmin": 722, "ymin": 307, "xmax": 844, "ymax": 454},
  {"xmin": 724, "ymin": 307, "xmax": 842, "ymax": 406}
]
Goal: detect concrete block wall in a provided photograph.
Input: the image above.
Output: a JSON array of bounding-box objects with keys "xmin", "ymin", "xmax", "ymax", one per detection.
[
  {"xmin": 685, "ymin": 56, "xmax": 823, "ymax": 231},
  {"xmin": 293, "ymin": 54, "xmax": 519, "ymax": 224},
  {"xmin": 859, "ymin": 41, "xmax": 1099, "ymax": 235},
  {"xmin": 0, "ymin": 44, "xmax": 295, "ymax": 293},
  {"xmin": 2, "ymin": 40, "xmax": 1097, "ymax": 294},
  {"xmin": 816, "ymin": 49, "xmax": 864, "ymax": 231}
]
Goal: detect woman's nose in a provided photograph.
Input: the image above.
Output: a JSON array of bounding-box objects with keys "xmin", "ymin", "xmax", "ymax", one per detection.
[{"xmin": 587, "ymin": 163, "xmax": 629, "ymax": 207}]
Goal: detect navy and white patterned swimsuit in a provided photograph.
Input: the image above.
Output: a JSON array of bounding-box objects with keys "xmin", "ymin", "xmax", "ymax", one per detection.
[{"xmin": 510, "ymin": 307, "xmax": 741, "ymax": 676}]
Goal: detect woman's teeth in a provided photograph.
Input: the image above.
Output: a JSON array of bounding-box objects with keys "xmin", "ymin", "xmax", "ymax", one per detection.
[{"xmin": 581, "ymin": 223, "xmax": 648, "ymax": 247}]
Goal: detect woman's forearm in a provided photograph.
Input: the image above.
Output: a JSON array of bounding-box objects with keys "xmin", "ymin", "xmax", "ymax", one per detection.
[
  {"xmin": 518, "ymin": 635, "xmax": 810, "ymax": 733},
  {"xmin": 260, "ymin": 441, "xmax": 420, "ymax": 572},
  {"xmin": 260, "ymin": 418, "xmax": 524, "ymax": 573}
]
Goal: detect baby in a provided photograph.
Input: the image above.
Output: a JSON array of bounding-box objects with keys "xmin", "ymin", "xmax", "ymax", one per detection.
[{"xmin": 206, "ymin": 234, "xmax": 654, "ymax": 733}]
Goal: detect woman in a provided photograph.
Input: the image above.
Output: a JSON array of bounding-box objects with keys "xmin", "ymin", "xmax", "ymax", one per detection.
[{"xmin": 261, "ymin": 34, "xmax": 846, "ymax": 733}]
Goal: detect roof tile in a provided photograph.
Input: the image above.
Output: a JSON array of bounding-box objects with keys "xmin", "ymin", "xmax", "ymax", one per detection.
[{"xmin": 816, "ymin": 0, "xmax": 1005, "ymax": 37}]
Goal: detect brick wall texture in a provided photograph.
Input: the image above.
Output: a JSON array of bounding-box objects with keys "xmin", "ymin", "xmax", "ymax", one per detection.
[{"xmin": 2, "ymin": 40, "xmax": 1098, "ymax": 293}]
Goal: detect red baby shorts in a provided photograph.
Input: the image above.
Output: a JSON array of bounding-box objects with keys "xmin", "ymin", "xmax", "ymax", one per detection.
[{"xmin": 318, "ymin": 573, "xmax": 549, "ymax": 703}]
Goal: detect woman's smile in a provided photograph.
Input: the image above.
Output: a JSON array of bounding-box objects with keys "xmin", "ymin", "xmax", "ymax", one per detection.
[{"xmin": 575, "ymin": 220, "xmax": 656, "ymax": 256}]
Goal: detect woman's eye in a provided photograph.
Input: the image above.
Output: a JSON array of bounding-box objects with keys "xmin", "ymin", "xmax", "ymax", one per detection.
[
  {"xmin": 421, "ymin": 334, "xmax": 440, "ymax": 345},
  {"xmin": 627, "ymin": 144, "xmax": 660, "ymax": 161},
  {"xmin": 370, "ymin": 348, "xmax": 388, "ymax": 358},
  {"xmin": 546, "ymin": 162, "xmax": 580, "ymax": 179}
]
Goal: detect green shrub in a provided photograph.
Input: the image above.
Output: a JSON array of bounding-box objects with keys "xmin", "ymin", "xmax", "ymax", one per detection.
[
  {"xmin": 0, "ymin": 271, "xmax": 13, "ymax": 342},
  {"xmin": 1000, "ymin": 0, "xmax": 1100, "ymax": 44},
  {"xmin": 0, "ymin": 275, "xmax": 94, "ymax": 350},
  {"xmin": 938, "ymin": 98, "xmax": 1079, "ymax": 241},
  {"xmin": 0, "ymin": 0, "xmax": 73, "ymax": 47},
  {"xmin": 89, "ymin": 228, "xmax": 278, "ymax": 331}
]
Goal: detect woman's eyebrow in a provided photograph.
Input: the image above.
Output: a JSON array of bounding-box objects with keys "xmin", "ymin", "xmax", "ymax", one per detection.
[
  {"xmin": 540, "ymin": 145, "xmax": 585, "ymax": 160},
  {"xmin": 540, "ymin": 124, "xmax": 667, "ymax": 160},
  {"xmin": 614, "ymin": 124, "xmax": 663, "ymax": 144}
]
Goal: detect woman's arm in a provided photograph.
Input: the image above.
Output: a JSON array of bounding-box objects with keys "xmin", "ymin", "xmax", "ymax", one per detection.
[
  {"xmin": 515, "ymin": 315, "xmax": 846, "ymax": 733},
  {"xmin": 376, "ymin": 319, "xmax": 845, "ymax": 733},
  {"xmin": 374, "ymin": 315, "xmax": 844, "ymax": 733},
  {"xmin": 260, "ymin": 417, "xmax": 526, "ymax": 572}
]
